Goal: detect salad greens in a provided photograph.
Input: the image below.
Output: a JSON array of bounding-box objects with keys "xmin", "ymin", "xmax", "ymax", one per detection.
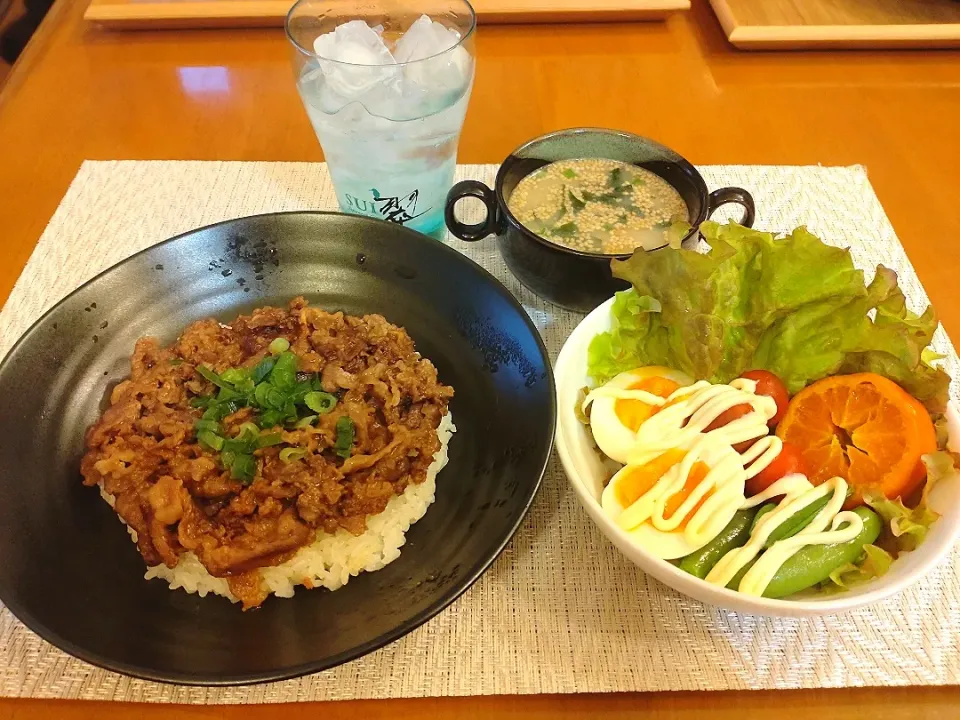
[
  {"xmin": 817, "ymin": 453, "xmax": 953, "ymax": 594},
  {"xmin": 862, "ymin": 450, "xmax": 955, "ymax": 552},
  {"xmin": 819, "ymin": 544, "xmax": 893, "ymax": 594},
  {"xmin": 190, "ymin": 346, "xmax": 349, "ymax": 483},
  {"xmin": 587, "ymin": 222, "xmax": 950, "ymax": 413}
]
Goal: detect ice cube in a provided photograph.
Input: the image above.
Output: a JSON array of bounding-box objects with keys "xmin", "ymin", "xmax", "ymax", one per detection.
[
  {"xmin": 393, "ymin": 14, "xmax": 460, "ymax": 63},
  {"xmin": 395, "ymin": 15, "xmax": 472, "ymax": 100},
  {"xmin": 314, "ymin": 20, "xmax": 395, "ymax": 65},
  {"xmin": 313, "ymin": 20, "xmax": 401, "ymax": 99}
]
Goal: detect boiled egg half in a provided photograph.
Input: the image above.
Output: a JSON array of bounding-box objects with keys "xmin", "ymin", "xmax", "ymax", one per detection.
[
  {"xmin": 588, "ymin": 366, "xmax": 693, "ymax": 464},
  {"xmin": 600, "ymin": 440, "xmax": 746, "ymax": 559}
]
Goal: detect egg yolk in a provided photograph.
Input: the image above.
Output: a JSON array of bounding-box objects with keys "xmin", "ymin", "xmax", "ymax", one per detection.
[
  {"xmin": 614, "ymin": 375, "xmax": 682, "ymax": 431},
  {"xmin": 615, "ymin": 449, "xmax": 712, "ymax": 530}
]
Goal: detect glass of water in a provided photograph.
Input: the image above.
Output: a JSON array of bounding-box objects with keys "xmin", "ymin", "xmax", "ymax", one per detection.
[{"xmin": 286, "ymin": 0, "xmax": 476, "ymax": 238}]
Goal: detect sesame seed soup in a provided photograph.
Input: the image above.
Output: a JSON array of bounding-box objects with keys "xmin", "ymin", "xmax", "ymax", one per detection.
[{"xmin": 507, "ymin": 159, "xmax": 688, "ymax": 255}]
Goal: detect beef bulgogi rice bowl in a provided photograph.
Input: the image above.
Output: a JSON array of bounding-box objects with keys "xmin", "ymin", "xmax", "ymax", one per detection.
[{"xmin": 81, "ymin": 297, "xmax": 455, "ymax": 609}]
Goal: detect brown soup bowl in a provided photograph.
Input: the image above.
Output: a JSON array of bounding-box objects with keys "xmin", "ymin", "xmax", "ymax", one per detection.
[{"xmin": 444, "ymin": 128, "xmax": 755, "ymax": 313}]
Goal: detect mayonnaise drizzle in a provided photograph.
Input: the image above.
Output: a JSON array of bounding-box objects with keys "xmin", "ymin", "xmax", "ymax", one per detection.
[
  {"xmin": 590, "ymin": 373, "xmax": 864, "ymax": 596},
  {"xmin": 582, "ymin": 386, "xmax": 670, "ymax": 407},
  {"xmin": 594, "ymin": 378, "xmax": 780, "ymax": 554},
  {"xmin": 704, "ymin": 475, "xmax": 863, "ymax": 596}
]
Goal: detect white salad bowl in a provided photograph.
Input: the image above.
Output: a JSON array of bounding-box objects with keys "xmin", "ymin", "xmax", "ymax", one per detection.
[{"xmin": 555, "ymin": 296, "xmax": 960, "ymax": 617}]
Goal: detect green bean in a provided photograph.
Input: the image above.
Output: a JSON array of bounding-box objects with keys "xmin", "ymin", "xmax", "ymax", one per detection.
[
  {"xmin": 763, "ymin": 495, "xmax": 832, "ymax": 548},
  {"xmin": 725, "ymin": 507, "xmax": 881, "ymax": 595},
  {"xmin": 726, "ymin": 559, "xmax": 755, "ymax": 591},
  {"xmin": 679, "ymin": 509, "xmax": 756, "ymax": 579},
  {"xmin": 750, "ymin": 503, "xmax": 777, "ymax": 532},
  {"xmin": 763, "ymin": 507, "xmax": 882, "ymax": 598}
]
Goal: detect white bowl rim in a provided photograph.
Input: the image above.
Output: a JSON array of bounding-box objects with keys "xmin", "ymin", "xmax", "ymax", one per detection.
[{"xmin": 555, "ymin": 296, "xmax": 960, "ymax": 617}]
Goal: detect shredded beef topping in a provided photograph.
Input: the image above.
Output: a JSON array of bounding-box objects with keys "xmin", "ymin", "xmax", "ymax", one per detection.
[{"xmin": 81, "ymin": 298, "xmax": 453, "ymax": 609}]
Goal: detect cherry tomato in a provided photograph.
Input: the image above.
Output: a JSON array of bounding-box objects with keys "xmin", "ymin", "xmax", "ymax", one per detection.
[
  {"xmin": 740, "ymin": 369, "xmax": 789, "ymax": 427},
  {"xmin": 704, "ymin": 403, "xmax": 755, "ymax": 453},
  {"xmin": 746, "ymin": 442, "xmax": 809, "ymax": 497},
  {"xmin": 704, "ymin": 404, "xmax": 751, "ymax": 433}
]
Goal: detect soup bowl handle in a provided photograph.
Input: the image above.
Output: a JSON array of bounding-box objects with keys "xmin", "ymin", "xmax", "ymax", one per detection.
[
  {"xmin": 445, "ymin": 180, "xmax": 500, "ymax": 242},
  {"xmin": 706, "ymin": 186, "xmax": 756, "ymax": 228}
]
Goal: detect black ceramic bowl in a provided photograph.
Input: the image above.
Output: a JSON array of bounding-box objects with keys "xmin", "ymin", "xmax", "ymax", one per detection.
[
  {"xmin": 0, "ymin": 212, "xmax": 555, "ymax": 684},
  {"xmin": 445, "ymin": 128, "xmax": 755, "ymax": 313}
]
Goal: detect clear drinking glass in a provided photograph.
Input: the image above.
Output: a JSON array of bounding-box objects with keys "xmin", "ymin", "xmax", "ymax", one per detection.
[{"xmin": 286, "ymin": 0, "xmax": 476, "ymax": 238}]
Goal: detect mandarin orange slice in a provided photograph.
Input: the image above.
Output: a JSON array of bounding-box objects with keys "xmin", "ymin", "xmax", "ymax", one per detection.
[{"xmin": 775, "ymin": 373, "xmax": 936, "ymax": 505}]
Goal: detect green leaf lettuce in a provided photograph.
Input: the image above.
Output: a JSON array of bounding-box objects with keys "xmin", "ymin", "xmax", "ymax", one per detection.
[
  {"xmin": 587, "ymin": 222, "xmax": 950, "ymax": 412},
  {"xmin": 863, "ymin": 451, "xmax": 957, "ymax": 552}
]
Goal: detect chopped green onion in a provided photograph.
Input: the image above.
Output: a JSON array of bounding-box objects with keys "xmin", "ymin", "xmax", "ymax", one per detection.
[
  {"xmin": 279, "ymin": 447, "xmax": 307, "ymax": 463},
  {"xmin": 237, "ymin": 422, "xmax": 260, "ymax": 442},
  {"xmin": 216, "ymin": 384, "xmax": 242, "ymax": 402},
  {"xmin": 190, "ymin": 348, "xmax": 349, "ymax": 483},
  {"xmin": 252, "ymin": 356, "xmax": 276, "ymax": 384},
  {"xmin": 230, "ymin": 454, "xmax": 256, "ymax": 484},
  {"xmin": 304, "ymin": 391, "xmax": 337, "ymax": 415},
  {"xmin": 235, "ymin": 377, "xmax": 256, "ymax": 394},
  {"xmin": 220, "ymin": 368, "xmax": 248, "ymax": 386},
  {"xmin": 291, "ymin": 380, "xmax": 313, "ymax": 404},
  {"xmin": 202, "ymin": 405, "xmax": 223, "ymax": 421},
  {"xmin": 333, "ymin": 416, "xmax": 355, "ymax": 459},
  {"xmin": 222, "ymin": 437, "xmax": 252, "ymax": 455},
  {"xmin": 197, "ymin": 365, "xmax": 227, "ymax": 387},
  {"xmin": 169, "ymin": 358, "xmax": 183, "ymax": 366},
  {"xmin": 224, "ymin": 400, "xmax": 244, "ymax": 417},
  {"xmin": 258, "ymin": 409, "xmax": 285, "ymax": 429},
  {"xmin": 268, "ymin": 351, "xmax": 298, "ymax": 390},
  {"xmin": 269, "ymin": 337, "xmax": 290, "ymax": 355},
  {"xmin": 256, "ymin": 432, "xmax": 284, "ymax": 448},
  {"xmin": 197, "ymin": 429, "xmax": 224, "ymax": 452},
  {"xmin": 195, "ymin": 418, "xmax": 221, "ymax": 434},
  {"xmin": 254, "ymin": 382, "xmax": 272, "ymax": 407},
  {"xmin": 262, "ymin": 387, "xmax": 285, "ymax": 410}
]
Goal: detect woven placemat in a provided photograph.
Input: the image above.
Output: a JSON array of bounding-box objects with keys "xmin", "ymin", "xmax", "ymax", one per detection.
[{"xmin": 1, "ymin": 161, "xmax": 959, "ymax": 703}]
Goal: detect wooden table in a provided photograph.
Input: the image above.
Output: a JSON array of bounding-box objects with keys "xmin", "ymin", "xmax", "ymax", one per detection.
[{"xmin": 0, "ymin": 0, "xmax": 959, "ymax": 716}]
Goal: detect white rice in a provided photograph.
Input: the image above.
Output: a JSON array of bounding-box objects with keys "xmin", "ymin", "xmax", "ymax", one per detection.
[{"xmin": 100, "ymin": 412, "xmax": 455, "ymax": 604}]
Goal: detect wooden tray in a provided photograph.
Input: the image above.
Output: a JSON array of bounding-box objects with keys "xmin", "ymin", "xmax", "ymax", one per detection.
[
  {"xmin": 84, "ymin": 0, "xmax": 689, "ymax": 29},
  {"xmin": 709, "ymin": 0, "xmax": 960, "ymax": 49}
]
